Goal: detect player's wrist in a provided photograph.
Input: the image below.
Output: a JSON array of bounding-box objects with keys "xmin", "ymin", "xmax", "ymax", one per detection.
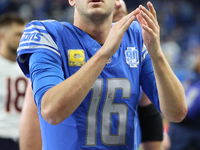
[
  {"xmin": 96, "ymin": 47, "xmax": 112, "ymax": 63},
  {"xmin": 149, "ymin": 49, "xmax": 164, "ymax": 62}
]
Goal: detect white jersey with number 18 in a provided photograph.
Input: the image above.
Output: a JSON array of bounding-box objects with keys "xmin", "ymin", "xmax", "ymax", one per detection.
[{"xmin": 0, "ymin": 54, "xmax": 27, "ymax": 140}]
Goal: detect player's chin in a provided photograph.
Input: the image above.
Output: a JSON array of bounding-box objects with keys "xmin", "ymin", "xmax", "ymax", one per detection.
[
  {"xmin": 90, "ymin": 7, "xmax": 105, "ymax": 13},
  {"xmin": 89, "ymin": 9, "xmax": 107, "ymax": 18}
]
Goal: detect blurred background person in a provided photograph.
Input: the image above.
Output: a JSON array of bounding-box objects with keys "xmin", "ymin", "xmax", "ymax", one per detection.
[
  {"xmin": 19, "ymin": 80, "xmax": 42, "ymax": 150},
  {"xmin": 168, "ymin": 50, "xmax": 200, "ymax": 150},
  {"xmin": 0, "ymin": 13, "xmax": 27, "ymax": 150}
]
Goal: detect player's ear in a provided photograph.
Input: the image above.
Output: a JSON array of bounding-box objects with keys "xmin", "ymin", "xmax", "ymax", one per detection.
[
  {"xmin": 115, "ymin": 0, "xmax": 120, "ymax": 6},
  {"xmin": 0, "ymin": 30, "xmax": 5, "ymax": 40},
  {"xmin": 68, "ymin": 0, "xmax": 75, "ymax": 6}
]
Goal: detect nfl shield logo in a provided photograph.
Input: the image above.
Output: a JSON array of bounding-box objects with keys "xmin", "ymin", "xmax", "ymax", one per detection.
[
  {"xmin": 125, "ymin": 47, "xmax": 139, "ymax": 68},
  {"xmin": 106, "ymin": 58, "xmax": 111, "ymax": 65}
]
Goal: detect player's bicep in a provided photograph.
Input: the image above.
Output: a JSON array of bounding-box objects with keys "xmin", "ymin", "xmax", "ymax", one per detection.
[{"xmin": 29, "ymin": 51, "xmax": 64, "ymax": 111}]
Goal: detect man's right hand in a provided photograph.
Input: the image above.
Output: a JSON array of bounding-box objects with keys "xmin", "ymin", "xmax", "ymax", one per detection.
[{"xmin": 102, "ymin": 8, "xmax": 140, "ymax": 59}]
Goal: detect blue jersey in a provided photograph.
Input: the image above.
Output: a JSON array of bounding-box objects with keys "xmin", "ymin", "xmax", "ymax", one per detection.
[
  {"xmin": 184, "ymin": 72, "xmax": 200, "ymax": 121},
  {"xmin": 17, "ymin": 20, "xmax": 160, "ymax": 150}
]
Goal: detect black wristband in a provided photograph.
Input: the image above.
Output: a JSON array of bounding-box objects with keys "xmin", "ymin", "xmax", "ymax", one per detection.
[{"xmin": 138, "ymin": 103, "xmax": 163, "ymax": 142}]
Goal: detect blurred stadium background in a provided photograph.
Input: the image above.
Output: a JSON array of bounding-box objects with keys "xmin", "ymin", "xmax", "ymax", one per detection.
[{"xmin": 1, "ymin": 0, "xmax": 200, "ymax": 82}]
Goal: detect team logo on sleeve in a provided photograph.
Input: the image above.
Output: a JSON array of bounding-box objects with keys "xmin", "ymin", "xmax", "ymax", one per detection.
[
  {"xmin": 20, "ymin": 32, "xmax": 43, "ymax": 42},
  {"xmin": 68, "ymin": 49, "xmax": 86, "ymax": 67},
  {"xmin": 125, "ymin": 47, "xmax": 139, "ymax": 68}
]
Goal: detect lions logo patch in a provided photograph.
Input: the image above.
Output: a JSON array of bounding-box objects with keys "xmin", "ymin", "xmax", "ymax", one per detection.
[
  {"xmin": 125, "ymin": 47, "xmax": 139, "ymax": 68},
  {"xmin": 68, "ymin": 49, "xmax": 86, "ymax": 67}
]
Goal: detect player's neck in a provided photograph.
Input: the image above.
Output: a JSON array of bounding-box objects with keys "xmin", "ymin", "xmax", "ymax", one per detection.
[
  {"xmin": 0, "ymin": 45, "xmax": 17, "ymax": 62},
  {"xmin": 74, "ymin": 14, "xmax": 112, "ymax": 44}
]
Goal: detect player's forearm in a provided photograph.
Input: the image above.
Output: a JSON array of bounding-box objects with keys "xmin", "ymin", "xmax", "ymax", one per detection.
[
  {"xmin": 19, "ymin": 116, "xmax": 42, "ymax": 150},
  {"xmin": 140, "ymin": 141, "xmax": 164, "ymax": 150},
  {"xmin": 151, "ymin": 53, "xmax": 187, "ymax": 122},
  {"xmin": 20, "ymin": 83, "xmax": 42, "ymax": 150},
  {"xmin": 41, "ymin": 48, "xmax": 109, "ymax": 125},
  {"xmin": 19, "ymin": 106, "xmax": 42, "ymax": 150}
]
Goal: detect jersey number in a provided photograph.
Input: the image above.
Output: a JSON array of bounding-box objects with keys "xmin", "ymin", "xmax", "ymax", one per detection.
[
  {"xmin": 86, "ymin": 78, "xmax": 131, "ymax": 146},
  {"xmin": 6, "ymin": 77, "xmax": 27, "ymax": 112}
]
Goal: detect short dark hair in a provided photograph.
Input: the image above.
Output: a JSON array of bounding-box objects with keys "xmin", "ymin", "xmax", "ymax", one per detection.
[{"xmin": 0, "ymin": 13, "xmax": 25, "ymax": 28}]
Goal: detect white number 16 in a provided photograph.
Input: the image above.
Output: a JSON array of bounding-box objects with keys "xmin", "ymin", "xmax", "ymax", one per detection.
[{"xmin": 86, "ymin": 78, "xmax": 131, "ymax": 146}]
